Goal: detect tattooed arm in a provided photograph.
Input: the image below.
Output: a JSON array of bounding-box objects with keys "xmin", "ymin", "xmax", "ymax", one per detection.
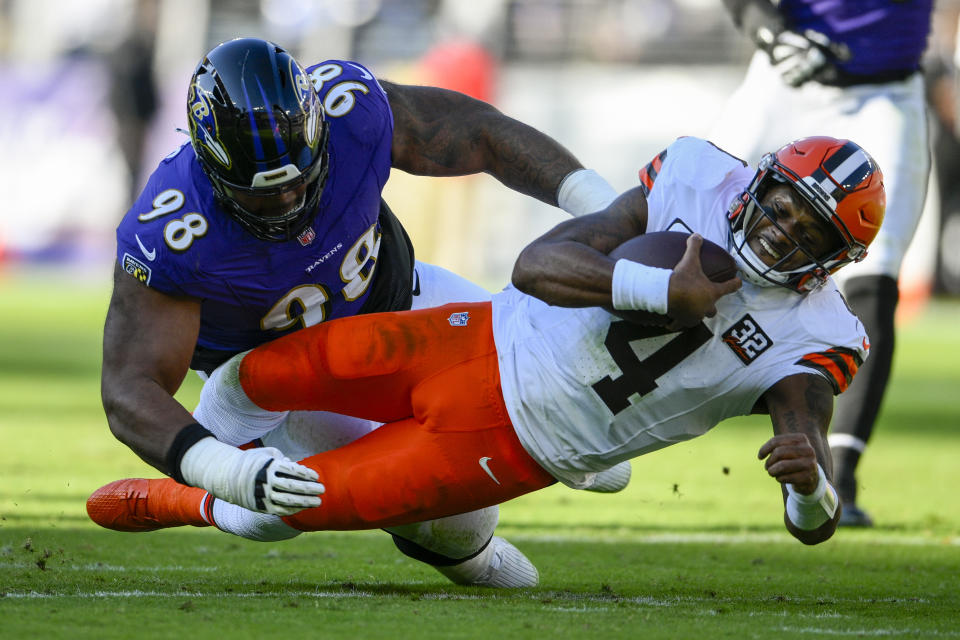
[
  {"xmin": 759, "ymin": 373, "xmax": 841, "ymax": 544},
  {"xmin": 382, "ymin": 80, "xmax": 583, "ymax": 205}
]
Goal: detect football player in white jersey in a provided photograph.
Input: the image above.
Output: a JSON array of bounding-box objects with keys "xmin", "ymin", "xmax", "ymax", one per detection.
[{"xmin": 91, "ymin": 136, "xmax": 884, "ymax": 557}]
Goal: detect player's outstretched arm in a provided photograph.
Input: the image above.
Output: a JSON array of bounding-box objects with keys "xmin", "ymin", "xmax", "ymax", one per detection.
[
  {"xmin": 383, "ymin": 81, "xmax": 586, "ymax": 206},
  {"xmin": 101, "ymin": 263, "xmax": 202, "ymax": 471},
  {"xmin": 101, "ymin": 268, "xmax": 324, "ymax": 515},
  {"xmin": 759, "ymin": 374, "xmax": 841, "ymax": 545}
]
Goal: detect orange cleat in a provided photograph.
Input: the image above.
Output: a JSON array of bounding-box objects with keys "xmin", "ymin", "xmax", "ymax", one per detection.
[{"xmin": 86, "ymin": 478, "xmax": 211, "ymax": 532}]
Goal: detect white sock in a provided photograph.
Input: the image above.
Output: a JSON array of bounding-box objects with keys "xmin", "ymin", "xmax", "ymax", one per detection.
[{"xmin": 211, "ymin": 499, "xmax": 301, "ymax": 542}]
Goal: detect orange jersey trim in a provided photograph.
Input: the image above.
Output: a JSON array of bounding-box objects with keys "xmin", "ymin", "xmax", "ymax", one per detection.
[
  {"xmin": 795, "ymin": 347, "xmax": 863, "ymax": 394},
  {"xmin": 638, "ymin": 149, "xmax": 667, "ymax": 196}
]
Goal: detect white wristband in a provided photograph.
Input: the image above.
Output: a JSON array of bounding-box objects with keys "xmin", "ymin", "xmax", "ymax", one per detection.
[
  {"xmin": 180, "ymin": 436, "xmax": 324, "ymax": 515},
  {"xmin": 180, "ymin": 436, "xmax": 251, "ymax": 502},
  {"xmin": 785, "ymin": 464, "xmax": 839, "ymax": 530},
  {"xmin": 557, "ymin": 168, "xmax": 619, "ymax": 217},
  {"xmin": 611, "ymin": 259, "xmax": 672, "ymax": 315}
]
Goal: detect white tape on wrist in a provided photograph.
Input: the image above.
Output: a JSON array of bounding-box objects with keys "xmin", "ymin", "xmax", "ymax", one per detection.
[
  {"xmin": 785, "ymin": 464, "xmax": 839, "ymax": 530},
  {"xmin": 611, "ymin": 259, "xmax": 672, "ymax": 314},
  {"xmin": 180, "ymin": 437, "xmax": 256, "ymax": 509},
  {"xmin": 557, "ymin": 169, "xmax": 619, "ymax": 217}
]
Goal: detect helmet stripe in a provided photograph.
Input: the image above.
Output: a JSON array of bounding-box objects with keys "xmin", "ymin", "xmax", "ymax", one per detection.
[
  {"xmin": 821, "ymin": 140, "xmax": 858, "ymax": 173},
  {"xmin": 829, "ymin": 151, "xmax": 872, "ymax": 190},
  {"xmin": 241, "ymin": 78, "xmax": 266, "ymax": 171},
  {"xmin": 823, "ymin": 141, "xmax": 873, "ymax": 191},
  {"xmin": 255, "ymin": 75, "xmax": 288, "ymax": 158},
  {"xmin": 807, "ymin": 145, "xmax": 872, "ymax": 204}
]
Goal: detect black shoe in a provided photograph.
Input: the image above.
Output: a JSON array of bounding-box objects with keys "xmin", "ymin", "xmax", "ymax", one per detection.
[{"xmin": 838, "ymin": 503, "xmax": 874, "ymax": 527}]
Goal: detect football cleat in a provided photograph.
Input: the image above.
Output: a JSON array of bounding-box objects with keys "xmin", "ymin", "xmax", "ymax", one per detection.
[
  {"xmin": 86, "ymin": 478, "xmax": 211, "ymax": 532},
  {"xmin": 583, "ymin": 461, "xmax": 632, "ymax": 493},
  {"xmin": 837, "ymin": 503, "xmax": 874, "ymax": 528},
  {"xmin": 434, "ymin": 536, "xmax": 539, "ymax": 588}
]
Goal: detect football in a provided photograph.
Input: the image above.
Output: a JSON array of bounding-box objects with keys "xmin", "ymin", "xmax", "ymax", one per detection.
[{"xmin": 606, "ymin": 231, "xmax": 738, "ymax": 325}]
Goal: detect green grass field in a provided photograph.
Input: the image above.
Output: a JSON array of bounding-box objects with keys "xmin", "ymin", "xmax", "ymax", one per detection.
[{"xmin": 1, "ymin": 267, "xmax": 958, "ymax": 639}]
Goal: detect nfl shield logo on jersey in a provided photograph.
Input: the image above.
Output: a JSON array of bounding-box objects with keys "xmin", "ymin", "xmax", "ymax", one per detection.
[
  {"xmin": 448, "ymin": 312, "xmax": 470, "ymax": 327},
  {"xmin": 297, "ymin": 226, "xmax": 316, "ymax": 246}
]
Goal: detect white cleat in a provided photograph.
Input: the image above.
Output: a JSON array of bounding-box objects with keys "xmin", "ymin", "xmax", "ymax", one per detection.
[
  {"xmin": 583, "ymin": 461, "xmax": 632, "ymax": 493},
  {"xmin": 434, "ymin": 536, "xmax": 539, "ymax": 588}
]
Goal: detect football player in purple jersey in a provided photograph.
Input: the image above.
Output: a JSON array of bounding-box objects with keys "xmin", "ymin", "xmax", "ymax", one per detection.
[
  {"xmin": 712, "ymin": 0, "xmax": 935, "ymax": 526},
  {"xmin": 92, "ymin": 37, "xmax": 623, "ymax": 587}
]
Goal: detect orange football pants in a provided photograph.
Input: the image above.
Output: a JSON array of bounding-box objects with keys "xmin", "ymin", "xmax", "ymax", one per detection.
[{"xmin": 239, "ymin": 302, "xmax": 557, "ymax": 531}]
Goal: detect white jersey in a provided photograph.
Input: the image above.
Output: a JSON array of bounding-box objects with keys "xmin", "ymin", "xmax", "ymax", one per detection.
[{"xmin": 492, "ymin": 137, "xmax": 869, "ymax": 489}]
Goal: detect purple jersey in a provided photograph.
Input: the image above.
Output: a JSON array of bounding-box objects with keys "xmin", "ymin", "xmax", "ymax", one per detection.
[
  {"xmin": 116, "ymin": 60, "xmax": 414, "ymax": 372},
  {"xmin": 781, "ymin": 0, "xmax": 932, "ymax": 77}
]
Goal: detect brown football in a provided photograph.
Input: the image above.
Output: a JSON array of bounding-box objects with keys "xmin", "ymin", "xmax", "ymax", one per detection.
[{"xmin": 606, "ymin": 231, "xmax": 738, "ymax": 325}]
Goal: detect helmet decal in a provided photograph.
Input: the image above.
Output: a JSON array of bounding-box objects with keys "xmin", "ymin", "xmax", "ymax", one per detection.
[
  {"xmin": 188, "ymin": 83, "xmax": 230, "ymax": 168},
  {"xmin": 291, "ymin": 58, "xmax": 313, "ymax": 110},
  {"xmin": 289, "ymin": 58, "xmax": 321, "ymax": 149}
]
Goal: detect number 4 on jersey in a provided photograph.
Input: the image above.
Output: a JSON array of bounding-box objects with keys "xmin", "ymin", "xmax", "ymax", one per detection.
[{"xmin": 591, "ymin": 321, "xmax": 712, "ymax": 414}]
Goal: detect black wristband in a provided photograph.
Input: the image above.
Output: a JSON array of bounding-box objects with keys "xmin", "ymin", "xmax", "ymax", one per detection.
[{"xmin": 165, "ymin": 422, "xmax": 215, "ymax": 484}]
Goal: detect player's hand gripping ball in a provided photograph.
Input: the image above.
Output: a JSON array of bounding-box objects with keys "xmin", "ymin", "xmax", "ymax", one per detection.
[{"xmin": 607, "ymin": 231, "xmax": 738, "ymax": 326}]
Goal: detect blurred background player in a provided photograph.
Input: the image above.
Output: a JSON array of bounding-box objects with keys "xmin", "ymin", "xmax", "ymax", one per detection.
[
  {"xmin": 710, "ymin": 0, "xmax": 934, "ymax": 526},
  {"xmin": 93, "ymin": 37, "xmax": 624, "ymax": 589},
  {"xmin": 90, "ymin": 135, "xmax": 885, "ymax": 557}
]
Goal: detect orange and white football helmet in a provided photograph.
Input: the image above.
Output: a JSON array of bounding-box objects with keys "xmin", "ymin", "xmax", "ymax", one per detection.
[{"xmin": 728, "ymin": 136, "xmax": 886, "ymax": 292}]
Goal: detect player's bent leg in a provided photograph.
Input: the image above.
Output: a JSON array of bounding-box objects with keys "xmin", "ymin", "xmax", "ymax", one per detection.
[
  {"xmin": 86, "ymin": 478, "xmax": 212, "ymax": 532},
  {"xmin": 240, "ymin": 302, "xmax": 496, "ymax": 420},
  {"xmin": 263, "ymin": 403, "xmax": 537, "ymax": 586},
  {"xmin": 282, "ymin": 415, "xmax": 556, "ymax": 532}
]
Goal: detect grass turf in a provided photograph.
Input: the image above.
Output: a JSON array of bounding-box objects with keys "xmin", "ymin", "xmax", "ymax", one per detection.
[{"xmin": 1, "ymin": 268, "xmax": 958, "ymax": 639}]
